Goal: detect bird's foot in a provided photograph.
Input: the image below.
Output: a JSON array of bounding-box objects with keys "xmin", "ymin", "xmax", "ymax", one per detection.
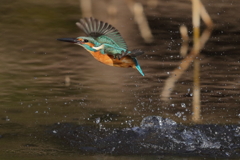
[{"xmin": 113, "ymin": 50, "xmax": 128, "ymax": 60}]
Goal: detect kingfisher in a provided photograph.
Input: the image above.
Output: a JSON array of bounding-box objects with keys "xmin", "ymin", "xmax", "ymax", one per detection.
[{"xmin": 57, "ymin": 17, "xmax": 145, "ymax": 76}]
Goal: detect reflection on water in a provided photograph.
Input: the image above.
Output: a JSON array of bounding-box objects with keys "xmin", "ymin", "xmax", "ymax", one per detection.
[{"xmin": 0, "ymin": 0, "xmax": 240, "ymax": 159}]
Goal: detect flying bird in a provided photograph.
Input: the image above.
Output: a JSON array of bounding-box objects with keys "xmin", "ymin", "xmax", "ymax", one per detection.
[{"xmin": 58, "ymin": 17, "xmax": 145, "ymax": 76}]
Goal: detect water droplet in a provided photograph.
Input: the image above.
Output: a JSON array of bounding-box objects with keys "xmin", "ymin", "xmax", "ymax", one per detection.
[
  {"xmin": 149, "ymin": 98, "xmax": 152, "ymax": 103},
  {"xmin": 95, "ymin": 117, "xmax": 100, "ymax": 124},
  {"xmin": 181, "ymin": 103, "xmax": 186, "ymax": 108},
  {"xmin": 175, "ymin": 112, "xmax": 182, "ymax": 117}
]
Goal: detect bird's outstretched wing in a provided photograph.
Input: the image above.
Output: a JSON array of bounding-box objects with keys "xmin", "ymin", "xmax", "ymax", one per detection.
[{"xmin": 76, "ymin": 17, "xmax": 128, "ymax": 51}]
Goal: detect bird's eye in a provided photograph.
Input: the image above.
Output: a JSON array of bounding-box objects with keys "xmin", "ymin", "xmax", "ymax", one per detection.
[{"xmin": 83, "ymin": 39, "xmax": 89, "ymax": 42}]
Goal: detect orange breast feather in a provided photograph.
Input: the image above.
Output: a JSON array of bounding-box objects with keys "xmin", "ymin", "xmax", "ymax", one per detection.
[{"xmin": 88, "ymin": 50, "xmax": 135, "ymax": 68}]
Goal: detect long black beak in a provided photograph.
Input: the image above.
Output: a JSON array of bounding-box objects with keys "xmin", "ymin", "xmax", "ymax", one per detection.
[{"xmin": 57, "ymin": 38, "xmax": 78, "ymax": 43}]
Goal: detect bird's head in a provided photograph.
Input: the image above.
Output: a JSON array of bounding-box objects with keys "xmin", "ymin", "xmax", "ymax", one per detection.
[{"xmin": 57, "ymin": 37, "xmax": 100, "ymax": 52}]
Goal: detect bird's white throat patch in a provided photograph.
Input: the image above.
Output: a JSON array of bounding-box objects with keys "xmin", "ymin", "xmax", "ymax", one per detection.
[{"xmin": 92, "ymin": 44, "xmax": 105, "ymax": 50}]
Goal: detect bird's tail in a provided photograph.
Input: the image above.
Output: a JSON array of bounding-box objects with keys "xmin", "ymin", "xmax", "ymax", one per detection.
[{"xmin": 132, "ymin": 58, "xmax": 145, "ymax": 76}]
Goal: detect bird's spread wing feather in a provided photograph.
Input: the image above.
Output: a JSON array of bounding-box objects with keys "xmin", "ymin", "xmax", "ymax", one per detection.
[{"xmin": 76, "ymin": 17, "xmax": 128, "ymax": 51}]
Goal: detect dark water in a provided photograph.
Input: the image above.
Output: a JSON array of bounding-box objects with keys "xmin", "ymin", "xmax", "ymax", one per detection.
[{"xmin": 0, "ymin": 0, "xmax": 240, "ymax": 159}]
